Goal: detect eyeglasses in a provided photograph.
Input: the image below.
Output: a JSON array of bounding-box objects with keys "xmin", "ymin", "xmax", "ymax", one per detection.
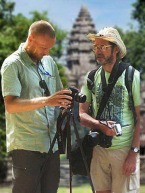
[
  {"xmin": 39, "ymin": 80, "xmax": 50, "ymax": 96},
  {"xmin": 92, "ymin": 45, "xmax": 112, "ymax": 52}
]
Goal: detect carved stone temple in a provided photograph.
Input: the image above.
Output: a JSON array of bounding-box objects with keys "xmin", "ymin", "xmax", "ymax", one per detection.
[{"xmin": 63, "ymin": 6, "xmax": 97, "ymax": 88}]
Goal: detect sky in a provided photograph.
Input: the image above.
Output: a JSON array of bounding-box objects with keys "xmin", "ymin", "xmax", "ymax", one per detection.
[{"xmin": 12, "ymin": 0, "xmax": 138, "ymax": 32}]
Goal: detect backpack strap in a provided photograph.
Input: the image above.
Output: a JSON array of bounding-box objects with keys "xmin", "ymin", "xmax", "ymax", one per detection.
[
  {"xmin": 125, "ymin": 65, "xmax": 136, "ymax": 124},
  {"xmin": 87, "ymin": 65, "xmax": 101, "ymax": 94},
  {"xmin": 125, "ymin": 65, "xmax": 135, "ymax": 99}
]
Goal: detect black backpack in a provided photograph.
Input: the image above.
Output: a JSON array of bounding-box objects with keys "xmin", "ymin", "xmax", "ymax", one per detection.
[{"xmin": 87, "ymin": 63, "xmax": 136, "ymax": 124}]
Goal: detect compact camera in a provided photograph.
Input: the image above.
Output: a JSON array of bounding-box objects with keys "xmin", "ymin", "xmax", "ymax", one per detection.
[
  {"xmin": 88, "ymin": 131, "xmax": 99, "ymax": 146},
  {"xmin": 112, "ymin": 123, "xmax": 122, "ymax": 136},
  {"xmin": 69, "ymin": 86, "xmax": 86, "ymax": 103}
]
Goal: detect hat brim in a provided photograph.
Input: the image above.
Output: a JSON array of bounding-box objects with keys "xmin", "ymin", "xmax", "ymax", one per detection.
[
  {"xmin": 87, "ymin": 33, "xmax": 126, "ymax": 58},
  {"xmin": 87, "ymin": 34, "xmax": 116, "ymax": 44}
]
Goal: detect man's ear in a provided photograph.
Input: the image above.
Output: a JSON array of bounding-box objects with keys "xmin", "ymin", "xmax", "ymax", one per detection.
[
  {"xmin": 116, "ymin": 46, "xmax": 120, "ymax": 54},
  {"xmin": 28, "ymin": 35, "xmax": 34, "ymax": 43}
]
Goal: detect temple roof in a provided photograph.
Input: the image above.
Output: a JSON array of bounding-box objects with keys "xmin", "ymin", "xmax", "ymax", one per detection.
[{"xmin": 64, "ymin": 6, "xmax": 97, "ymax": 88}]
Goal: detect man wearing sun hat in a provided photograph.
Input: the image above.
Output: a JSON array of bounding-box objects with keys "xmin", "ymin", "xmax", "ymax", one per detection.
[{"xmin": 79, "ymin": 27, "xmax": 140, "ymax": 193}]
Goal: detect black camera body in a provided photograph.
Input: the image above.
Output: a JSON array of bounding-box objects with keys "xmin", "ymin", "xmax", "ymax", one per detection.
[
  {"xmin": 69, "ymin": 86, "xmax": 86, "ymax": 103},
  {"xmin": 89, "ymin": 130, "xmax": 113, "ymax": 148}
]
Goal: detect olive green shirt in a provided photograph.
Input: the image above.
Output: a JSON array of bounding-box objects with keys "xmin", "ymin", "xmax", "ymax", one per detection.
[{"xmin": 1, "ymin": 43, "xmax": 63, "ymax": 153}]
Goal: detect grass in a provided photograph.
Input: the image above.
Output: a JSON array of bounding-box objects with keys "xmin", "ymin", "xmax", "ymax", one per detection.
[
  {"xmin": 58, "ymin": 184, "xmax": 92, "ymax": 193},
  {"xmin": 0, "ymin": 183, "xmax": 145, "ymax": 193}
]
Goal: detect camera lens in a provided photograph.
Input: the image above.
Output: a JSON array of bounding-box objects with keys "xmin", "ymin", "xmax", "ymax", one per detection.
[
  {"xmin": 74, "ymin": 93, "xmax": 86, "ymax": 103},
  {"xmin": 69, "ymin": 87, "xmax": 86, "ymax": 103}
]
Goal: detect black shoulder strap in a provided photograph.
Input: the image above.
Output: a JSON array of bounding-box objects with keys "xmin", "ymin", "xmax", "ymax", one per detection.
[{"xmin": 96, "ymin": 62, "xmax": 130, "ymax": 119}]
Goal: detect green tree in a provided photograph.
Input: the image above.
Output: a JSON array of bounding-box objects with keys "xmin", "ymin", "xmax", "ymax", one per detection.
[
  {"xmin": 116, "ymin": 0, "xmax": 145, "ymax": 79},
  {"xmin": 124, "ymin": 30, "xmax": 145, "ymax": 79},
  {"xmin": 132, "ymin": 0, "xmax": 145, "ymax": 30},
  {"xmin": 130, "ymin": 0, "xmax": 145, "ymax": 79},
  {"xmin": 0, "ymin": 0, "xmax": 15, "ymax": 26}
]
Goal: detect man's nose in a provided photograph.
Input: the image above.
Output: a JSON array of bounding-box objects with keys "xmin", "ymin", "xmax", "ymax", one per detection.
[{"xmin": 95, "ymin": 48, "xmax": 102, "ymax": 54}]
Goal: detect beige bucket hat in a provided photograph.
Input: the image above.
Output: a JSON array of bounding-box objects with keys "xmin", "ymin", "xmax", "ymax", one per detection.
[{"xmin": 87, "ymin": 27, "xmax": 126, "ymax": 58}]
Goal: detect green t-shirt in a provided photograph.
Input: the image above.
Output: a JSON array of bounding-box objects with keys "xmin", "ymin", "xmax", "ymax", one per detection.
[
  {"xmin": 1, "ymin": 43, "xmax": 63, "ymax": 153},
  {"xmin": 81, "ymin": 66, "xmax": 140, "ymax": 149}
]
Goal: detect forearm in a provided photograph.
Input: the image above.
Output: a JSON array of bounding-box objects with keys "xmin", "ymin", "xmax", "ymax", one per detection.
[
  {"xmin": 79, "ymin": 103, "xmax": 116, "ymax": 136},
  {"xmin": 79, "ymin": 112, "xmax": 100, "ymax": 131},
  {"xmin": 80, "ymin": 113, "xmax": 116, "ymax": 136},
  {"xmin": 4, "ymin": 89, "xmax": 72, "ymax": 113},
  {"xmin": 131, "ymin": 106, "xmax": 140, "ymax": 148},
  {"xmin": 4, "ymin": 96, "xmax": 49, "ymax": 113},
  {"xmin": 127, "ymin": 106, "xmax": 140, "ymax": 160}
]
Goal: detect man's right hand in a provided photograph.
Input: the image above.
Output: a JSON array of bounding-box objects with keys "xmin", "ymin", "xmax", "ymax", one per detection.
[
  {"xmin": 99, "ymin": 120, "xmax": 116, "ymax": 136},
  {"xmin": 46, "ymin": 89, "xmax": 72, "ymax": 108}
]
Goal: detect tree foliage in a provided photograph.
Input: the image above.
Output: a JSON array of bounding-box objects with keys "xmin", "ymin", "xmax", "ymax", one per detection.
[
  {"xmin": 124, "ymin": 30, "xmax": 145, "ymax": 79},
  {"xmin": 116, "ymin": 0, "xmax": 145, "ymax": 79},
  {"xmin": 130, "ymin": 0, "xmax": 145, "ymax": 79},
  {"xmin": 132, "ymin": 0, "xmax": 145, "ymax": 30}
]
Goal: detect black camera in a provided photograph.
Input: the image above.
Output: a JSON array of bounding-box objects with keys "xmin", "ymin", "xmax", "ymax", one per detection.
[
  {"xmin": 88, "ymin": 131, "xmax": 99, "ymax": 146},
  {"xmin": 90, "ymin": 128, "xmax": 113, "ymax": 148},
  {"xmin": 69, "ymin": 86, "xmax": 86, "ymax": 103}
]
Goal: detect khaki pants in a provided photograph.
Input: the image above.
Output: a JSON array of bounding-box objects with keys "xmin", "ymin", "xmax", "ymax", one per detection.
[{"xmin": 90, "ymin": 146, "xmax": 140, "ymax": 193}]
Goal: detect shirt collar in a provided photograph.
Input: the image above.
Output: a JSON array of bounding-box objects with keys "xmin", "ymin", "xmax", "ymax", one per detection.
[{"xmin": 18, "ymin": 43, "xmax": 36, "ymax": 66}]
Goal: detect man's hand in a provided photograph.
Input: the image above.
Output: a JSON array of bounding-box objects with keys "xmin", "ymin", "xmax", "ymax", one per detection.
[
  {"xmin": 122, "ymin": 151, "xmax": 138, "ymax": 176},
  {"xmin": 46, "ymin": 89, "xmax": 72, "ymax": 108},
  {"xmin": 99, "ymin": 121, "xmax": 116, "ymax": 136}
]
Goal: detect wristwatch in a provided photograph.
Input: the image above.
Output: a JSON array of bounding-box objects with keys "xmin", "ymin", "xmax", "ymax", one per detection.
[{"xmin": 131, "ymin": 147, "xmax": 140, "ymax": 153}]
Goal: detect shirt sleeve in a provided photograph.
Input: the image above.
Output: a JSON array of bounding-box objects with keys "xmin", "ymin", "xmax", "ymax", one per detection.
[
  {"xmin": 81, "ymin": 73, "xmax": 92, "ymax": 103},
  {"xmin": 1, "ymin": 59, "xmax": 22, "ymax": 97},
  {"xmin": 132, "ymin": 69, "xmax": 140, "ymax": 107}
]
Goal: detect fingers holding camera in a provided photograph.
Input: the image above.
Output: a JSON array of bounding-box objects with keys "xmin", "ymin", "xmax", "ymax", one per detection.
[
  {"xmin": 105, "ymin": 127, "xmax": 116, "ymax": 136},
  {"xmin": 100, "ymin": 121, "xmax": 116, "ymax": 136},
  {"xmin": 45, "ymin": 89, "xmax": 72, "ymax": 108}
]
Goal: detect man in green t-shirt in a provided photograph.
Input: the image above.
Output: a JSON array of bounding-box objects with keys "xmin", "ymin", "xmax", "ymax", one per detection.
[
  {"xmin": 79, "ymin": 27, "xmax": 140, "ymax": 193},
  {"xmin": 1, "ymin": 20, "xmax": 72, "ymax": 193}
]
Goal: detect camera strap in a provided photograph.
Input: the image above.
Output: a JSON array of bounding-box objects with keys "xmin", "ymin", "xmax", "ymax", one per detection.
[
  {"xmin": 56, "ymin": 108, "xmax": 71, "ymax": 154},
  {"xmin": 96, "ymin": 61, "xmax": 130, "ymax": 119}
]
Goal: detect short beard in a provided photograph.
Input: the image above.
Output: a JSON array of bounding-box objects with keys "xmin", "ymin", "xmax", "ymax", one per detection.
[
  {"xmin": 97, "ymin": 54, "xmax": 114, "ymax": 66},
  {"xmin": 25, "ymin": 46, "xmax": 39, "ymax": 62}
]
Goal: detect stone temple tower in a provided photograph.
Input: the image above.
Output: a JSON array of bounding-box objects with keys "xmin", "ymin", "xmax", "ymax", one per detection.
[{"xmin": 65, "ymin": 6, "xmax": 97, "ymax": 88}]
